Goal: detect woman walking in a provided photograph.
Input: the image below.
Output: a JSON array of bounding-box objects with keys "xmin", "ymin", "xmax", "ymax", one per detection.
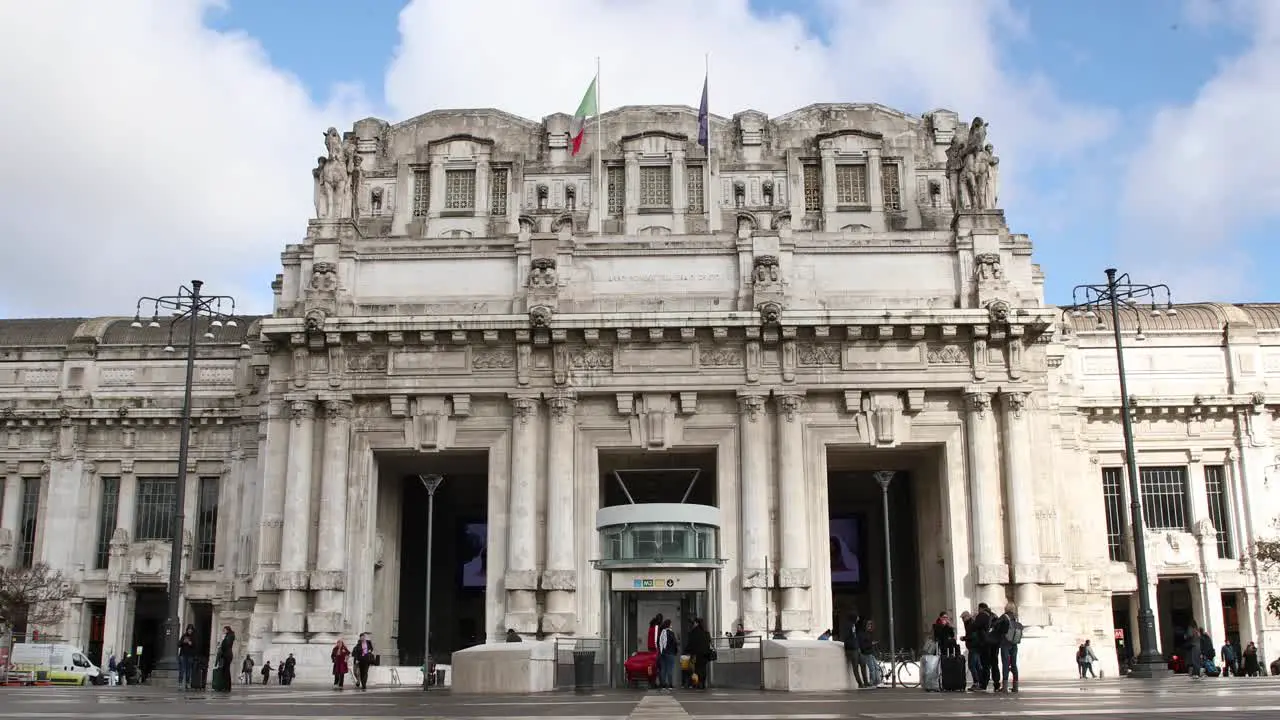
[{"xmin": 331, "ymin": 639, "xmax": 351, "ymax": 689}]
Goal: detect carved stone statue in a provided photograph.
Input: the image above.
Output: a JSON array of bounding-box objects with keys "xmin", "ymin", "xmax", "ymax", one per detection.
[
  {"xmin": 311, "ymin": 157, "xmax": 326, "ymax": 219},
  {"xmin": 309, "ymin": 262, "xmax": 339, "ymax": 293},
  {"xmin": 951, "ymin": 117, "xmax": 1001, "ymax": 212},
  {"xmin": 753, "ymin": 255, "xmax": 779, "ymax": 284},
  {"xmin": 316, "ymin": 127, "xmax": 357, "ymax": 220},
  {"xmin": 370, "ymin": 186, "xmax": 384, "ymax": 214},
  {"xmin": 974, "ymin": 252, "xmax": 1003, "ymax": 281}
]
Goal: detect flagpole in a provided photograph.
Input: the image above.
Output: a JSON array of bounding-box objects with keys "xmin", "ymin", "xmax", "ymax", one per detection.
[
  {"xmin": 705, "ymin": 52, "xmax": 713, "ymax": 231},
  {"xmin": 595, "ymin": 56, "xmax": 603, "ymax": 235}
]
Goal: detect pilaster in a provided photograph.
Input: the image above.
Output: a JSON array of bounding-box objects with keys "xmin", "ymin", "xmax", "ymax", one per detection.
[
  {"xmin": 505, "ymin": 393, "xmax": 540, "ymax": 634},
  {"xmin": 311, "ymin": 397, "xmax": 353, "ymax": 640},
  {"xmin": 1, "ymin": 464, "xmax": 20, "ymax": 567},
  {"xmin": 543, "ymin": 392, "xmax": 578, "ymax": 634},
  {"xmin": 276, "ymin": 396, "xmax": 316, "ymax": 641},
  {"xmin": 1000, "ymin": 390, "xmax": 1042, "ymax": 616},
  {"xmin": 738, "ymin": 390, "xmax": 770, "ymax": 631},
  {"xmin": 867, "ymin": 148, "xmax": 884, "ymax": 213},
  {"xmin": 774, "ymin": 392, "xmax": 811, "ymax": 633},
  {"xmin": 964, "ymin": 388, "xmax": 1006, "ymax": 606}
]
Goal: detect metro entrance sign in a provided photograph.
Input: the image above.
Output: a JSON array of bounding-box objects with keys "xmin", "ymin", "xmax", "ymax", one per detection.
[{"xmin": 610, "ymin": 570, "xmax": 708, "ymax": 592}]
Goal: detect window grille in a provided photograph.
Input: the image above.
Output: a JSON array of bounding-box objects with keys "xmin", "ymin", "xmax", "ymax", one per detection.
[
  {"xmin": 412, "ymin": 168, "xmax": 429, "ymax": 217},
  {"xmin": 135, "ymin": 477, "xmax": 177, "ymax": 542},
  {"xmin": 1204, "ymin": 465, "xmax": 1234, "ymax": 559},
  {"xmin": 95, "ymin": 477, "xmax": 120, "ymax": 570},
  {"xmin": 802, "ymin": 163, "xmax": 821, "ymax": 211},
  {"xmin": 195, "ymin": 477, "xmax": 220, "ymax": 571},
  {"xmin": 686, "ymin": 166, "xmax": 704, "ymax": 213},
  {"xmin": 490, "ymin": 168, "xmax": 509, "ymax": 216},
  {"xmin": 1138, "ymin": 466, "xmax": 1189, "ymax": 532},
  {"xmin": 835, "ymin": 164, "xmax": 868, "ymax": 204},
  {"xmin": 606, "ymin": 166, "xmax": 624, "ymax": 216},
  {"xmin": 18, "ymin": 477, "xmax": 40, "ymax": 568},
  {"xmin": 1101, "ymin": 468, "xmax": 1127, "ymax": 562},
  {"xmin": 639, "ymin": 166, "xmax": 672, "ymax": 207},
  {"xmin": 881, "ymin": 162, "xmax": 902, "ymax": 211},
  {"xmin": 444, "ymin": 169, "xmax": 476, "ymax": 210}
]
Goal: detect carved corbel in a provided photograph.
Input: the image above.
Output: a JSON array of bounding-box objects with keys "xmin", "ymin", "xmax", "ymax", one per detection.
[
  {"xmin": 412, "ymin": 396, "xmax": 448, "ymax": 451},
  {"xmin": 758, "ymin": 301, "xmax": 782, "ymax": 327},
  {"xmin": 450, "ymin": 394, "xmax": 472, "ymax": 418},
  {"xmin": 965, "ymin": 389, "xmax": 992, "ymax": 417},
  {"xmin": 529, "ymin": 305, "xmax": 553, "ymax": 329},
  {"xmin": 862, "ymin": 391, "xmax": 902, "ymax": 446},
  {"xmin": 547, "ymin": 393, "xmax": 577, "ymax": 424},
  {"xmin": 776, "ymin": 393, "xmax": 806, "ymax": 423},
  {"xmin": 1003, "ymin": 390, "xmax": 1027, "ymax": 419}
]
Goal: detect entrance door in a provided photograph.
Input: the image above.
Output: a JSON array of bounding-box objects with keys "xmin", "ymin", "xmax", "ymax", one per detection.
[
  {"xmin": 608, "ymin": 590, "xmax": 708, "ymax": 687},
  {"xmin": 132, "ymin": 588, "xmax": 167, "ymax": 682}
]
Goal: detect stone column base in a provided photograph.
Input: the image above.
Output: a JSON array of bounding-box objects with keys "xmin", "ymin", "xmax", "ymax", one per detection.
[
  {"xmin": 504, "ymin": 611, "xmax": 539, "ymax": 634},
  {"xmin": 541, "ymin": 611, "xmax": 577, "ymax": 634}
]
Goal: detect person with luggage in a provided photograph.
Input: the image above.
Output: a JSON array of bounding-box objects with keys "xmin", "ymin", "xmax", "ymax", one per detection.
[
  {"xmin": 931, "ymin": 611, "xmax": 959, "ymax": 656},
  {"xmin": 970, "ymin": 603, "xmax": 1001, "ymax": 692},
  {"xmin": 993, "ymin": 603, "xmax": 1023, "ymax": 692}
]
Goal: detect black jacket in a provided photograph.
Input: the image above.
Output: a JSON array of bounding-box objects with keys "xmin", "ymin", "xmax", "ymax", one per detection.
[
  {"xmin": 970, "ymin": 611, "xmax": 996, "ymax": 647},
  {"xmin": 353, "ymin": 639, "xmax": 375, "ymax": 665},
  {"xmin": 686, "ymin": 626, "xmax": 711, "ymax": 657}
]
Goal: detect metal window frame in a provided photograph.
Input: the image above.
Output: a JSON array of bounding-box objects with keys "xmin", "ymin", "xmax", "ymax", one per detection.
[
  {"xmin": 135, "ymin": 477, "xmax": 178, "ymax": 542},
  {"xmin": 95, "ymin": 477, "xmax": 120, "ymax": 570},
  {"xmin": 1101, "ymin": 467, "xmax": 1127, "ymax": 562},
  {"xmin": 834, "ymin": 163, "xmax": 868, "ymax": 205},
  {"xmin": 686, "ymin": 165, "xmax": 704, "ymax": 213},
  {"xmin": 444, "ymin": 168, "xmax": 477, "ymax": 210},
  {"xmin": 489, "ymin": 167, "xmax": 509, "ymax": 216},
  {"xmin": 1137, "ymin": 465, "xmax": 1190, "ymax": 532},
  {"xmin": 606, "ymin": 165, "xmax": 625, "ymax": 216},
  {"xmin": 18, "ymin": 476, "xmax": 40, "ymax": 568},
  {"xmin": 411, "ymin": 167, "xmax": 430, "ymax": 217},
  {"xmin": 881, "ymin": 162, "xmax": 902, "ymax": 211},
  {"xmin": 801, "ymin": 163, "xmax": 821, "ymax": 211},
  {"xmin": 194, "ymin": 476, "xmax": 220, "ymax": 571},
  {"xmin": 1204, "ymin": 464, "xmax": 1234, "ymax": 559}
]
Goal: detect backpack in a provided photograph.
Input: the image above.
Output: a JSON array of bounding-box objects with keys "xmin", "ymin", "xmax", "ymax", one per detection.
[
  {"xmin": 1077, "ymin": 644, "xmax": 1087, "ymax": 660},
  {"xmin": 1004, "ymin": 616, "xmax": 1024, "ymax": 645}
]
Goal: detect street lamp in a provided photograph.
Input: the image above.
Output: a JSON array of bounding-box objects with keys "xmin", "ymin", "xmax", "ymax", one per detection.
[
  {"xmin": 419, "ymin": 473, "xmax": 444, "ymax": 690},
  {"xmin": 132, "ymin": 280, "xmax": 248, "ymax": 686},
  {"xmin": 1065, "ymin": 268, "xmax": 1174, "ymax": 679},
  {"xmin": 873, "ymin": 470, "xmax": 898, "ymax": 687}
]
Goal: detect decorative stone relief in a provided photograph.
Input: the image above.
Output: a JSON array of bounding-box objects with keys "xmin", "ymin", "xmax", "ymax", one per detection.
[
  {"xmin": 752, "ymin": 255, "xmax": 779, "ymax": 285},
  {"xmin": 346, "ymin": 352, "xmax": 388, "ymax": 373},
  {"xmin": 797, "ymin": 343, "xmax": 840, "ymax": 367},
  {"xmin": 324, "ymin": 399, "xmax": 352, "ymax": 424},
  {"xmin": 945, "ymin": 117, "xmax": 1000, "ymax": 212},
  {"xmin": 973, "ymin": 252, "xmax": 1002, "ymax": 281},
  {"xmin": 1004, "ymin": 391, "xmax": 1027, "ymax": 419},
  {"xmin": 527, "ymin": 257, "xmax": 557, "ymax": 289},
  {"xmin": 290, "ymin": 400, "xmax": 315, "ymax": 425},
  {"xmin": 511, "ymin": 396, "xmax": 538, "ymax": 424},
  {"xmin": 927, "ymin": 344, "xmax": 966, "ymax": 364},
  {"xmin": 569, "ymin": 348, "xmax": 613, "ymax": 370},
  {"xmin": 700, "ymin": 346, "xmax": 743, "ymax": 367},
  {"xmin": 984, "ymin": 298, "xmax": 1012, "ymax": 325},
  {"xmin": 777, "ymin": 394, "xmax": 805, "ymax": 422},
  {"xmin": 472, "ymin": 349, "xmax": 515, "ymax": 370},
  {"xmin": 965, "ymin": 390, "xmax": 991, "ymax": 417},
  {"xmin": 738, "ymin": 394, "xmax": 766, "ymax": 421},
  {"xmin": 548, "ymin": 394, "xmax": 577, "ymax": 423},
  {"xmin": 758, "ymin": 301, "xmax": 782, "ymax": 326},
  {"xmin": 309, "ymin": 262, "xmax": 339, "ymax": 294},
  {"xmin": 304, "ymin": 307, "xmax": 327, "ymax": 334},
  {"xmin": 529, "ymin": 305, "xmax": 553, "ymax": 329}
]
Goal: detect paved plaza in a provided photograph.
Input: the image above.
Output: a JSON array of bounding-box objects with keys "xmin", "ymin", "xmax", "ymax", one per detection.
[{"xmin": 2, "ymin": 679, "xmax": 1280, "ymax": 719}]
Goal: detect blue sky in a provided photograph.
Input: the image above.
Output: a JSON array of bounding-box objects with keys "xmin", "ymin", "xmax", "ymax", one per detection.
[{"xmin": 0, "ymin": 0, "xmax": 1275, "ymax": 316}]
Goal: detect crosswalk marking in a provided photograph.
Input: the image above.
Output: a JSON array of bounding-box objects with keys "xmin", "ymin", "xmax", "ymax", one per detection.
[{"xmin": 629, "ymin": 694, "xmax": 693, "ymax": 719}]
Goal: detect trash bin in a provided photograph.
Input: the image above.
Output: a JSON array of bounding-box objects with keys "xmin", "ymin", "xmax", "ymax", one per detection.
[{"xmin": 572, "ymin": 650, "xmax": 595, "ymax": 692}]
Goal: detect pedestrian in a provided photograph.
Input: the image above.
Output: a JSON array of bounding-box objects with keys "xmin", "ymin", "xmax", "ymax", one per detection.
[
  {"xmin": 261, "ymin": 660, "xmax": 272, "ymax": 685},
  {"xmin": 331, "ymin": 639, "xmax": 351, "ymax": 689},
  {"xmin": 657, "ymin": 619, "xmax": 679, "ymax": 690},
  {"xmin": 685, "ymin": 618, "xmax": 712, "ymax": 690},
  {"xmin": 178, "ymin": 624, "xmax": 196, "ymax": 689},
  {"xmin": 241, "ymin": 655, "xmax": 255, "ymax": 685},
  {"xmin": 352, "ymin": 633, "xmax": 376, "ymax": 690},
  {"xmin": 993, "ymin": 603, "xmax": 1023, "ymax": 692},
  {"xmin": 212, "ymin": 626, "xmax": 235, "ymax": 692}
]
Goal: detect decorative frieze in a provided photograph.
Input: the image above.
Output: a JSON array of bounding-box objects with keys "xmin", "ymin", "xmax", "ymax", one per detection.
[
  {"xmin": 927, "ymin": 344, "xmax": 966, "ymax": 364},
  {"xmin": 699, "ymin": 346, "xmax": 743, "ymax": 367},
  {"xmin": 797, "ymin": 343, "xmax": 840, "ymax": 367},
  {"xmin": 472, "ymin": 349, "xmax": 515, "ymax": 370}
]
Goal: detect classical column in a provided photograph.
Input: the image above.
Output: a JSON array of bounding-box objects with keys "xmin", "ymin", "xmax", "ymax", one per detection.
[
  {"xmin": 867, "ymin": 148, "xmax": 884, "ymax": 213},
  {"xmin": 505, "ymin": 394, "xmax": 540, "ymax": 634},
  {"xmin": 543, "ymin": 392, "xmax": 577, "ymax": 634},
  {"xmin": 1, "ymin": 463, "xmax": 21, "ymax": 567},
  {"xmin": 964, "ymin": 389, "xmax": 1005, "ymax": 607},
  {"xmin": 312, "ymin": 397, "xmax": 353, "ymax": 640},
  {"xmin": 1001, "ymin": 391, "xmax": 1041, "ymax": 613},
  {"xmin": 277, "ymin": 398, "xmax": 316, "ymax": 642},
  {"xmin": 738, "ymin": 392, "xmax": 770, "ymax": 631},
  {"xmin": 775, "ymin": 393, "xmax": 811, "ymax": 633}
]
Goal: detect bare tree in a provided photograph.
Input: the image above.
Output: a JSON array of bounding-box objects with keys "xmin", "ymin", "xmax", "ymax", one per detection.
[
  {"xmin": 0, "ymin": 563, "xmax": 74, "ymax": 632},
  {"xmin": 1244, "ymin": 529, "xmax": 1280, "ymax": 619}
]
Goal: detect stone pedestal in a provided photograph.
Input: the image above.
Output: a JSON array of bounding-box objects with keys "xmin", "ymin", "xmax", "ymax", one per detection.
[
  {"xmin": 451, "ymin": 640, "xmax": 555, "ymax": 694},
  {"xmin": 762, "ymin": 639, "xmax": 857, "ymax": 691}
]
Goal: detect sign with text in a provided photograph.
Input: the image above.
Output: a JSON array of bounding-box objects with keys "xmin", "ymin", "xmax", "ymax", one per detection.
[{"xmin": 610, "ymin": 570, "xmax": 708, "ymax": 592}]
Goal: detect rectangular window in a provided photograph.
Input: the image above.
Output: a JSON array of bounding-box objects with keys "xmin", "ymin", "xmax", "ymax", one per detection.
[
  {"xmin": 686, "ymin": 166, "xmax": 704, "ymax": 213},
  {"xmin": 1101, "ymin": 468, "xmax": 1127, "ymax": 562},
  {"xmin": 835, "ymin": 164, "xmax": 868, "ymax": 205},
  {"xmin": 802, "ymin": 163, "xmax": 821, "ymax": 212},
  {"xmin": 489, "ymin": 168, "xmax": 509, "ymax": 216},
  {"xmin": 444, "ymin": 169, "xmax": 476, "ymax": 210},
  {"xmin": 135, "ymin": 477, "xmax": 177, "ymax": 542},
  {"xmin": 881, "ymin": 162, "xmax": 902, "ymax": 211},
  {"xmin": 95, "ymin": 477, "xmax": 120, "ymax": 570},
  {"xmin": 639, "ymin": 166, "xmax": 672, "ymax": 207},
  {"xmin": 1204, "ymin": 465, "xmax": 1234, "ymax": 559},
  {"xmin": 1138, "ymin": 466, "xmax": 1190, "ymax": 532},
  {"xmin": 195, "ymin": 477, "xmax": 220, "ymax": 571},
  {"xmin": 412, "ymin": 168, "xmax": 429, "ymax": 217},
  {"xmin": 606, "ymin": 165, "xmax": 624, "ymax": 216},
  {"xmin": 18, "ymin": 477, "xmax": 40, "ymax": 568}
]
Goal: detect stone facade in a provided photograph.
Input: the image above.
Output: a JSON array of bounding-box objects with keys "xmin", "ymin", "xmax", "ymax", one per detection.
[{"xmin": 0, "ymin": 103, "xmax": 1278, "ymax": 687}]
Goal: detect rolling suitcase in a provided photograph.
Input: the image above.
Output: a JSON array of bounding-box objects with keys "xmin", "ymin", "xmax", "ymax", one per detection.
[{"xmin": 940, "ymin": 655, "xmax": 967, "ymax": 692}]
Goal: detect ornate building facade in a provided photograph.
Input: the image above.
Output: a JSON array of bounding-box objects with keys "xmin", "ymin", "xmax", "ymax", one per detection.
[{"xmin": 0, "ymin": 102, "xmax": 1277, "ymax": 689}]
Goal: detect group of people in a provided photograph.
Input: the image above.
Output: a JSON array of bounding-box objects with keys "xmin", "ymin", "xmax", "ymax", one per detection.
[
  {"xmin": 645, "ymin": 614, "xmax": 713, "ymax": 690},
  {"xmin": 199, "ymin": 625, "xmax": 379, "ymax": 692},
  {"xmin": 839, "ymin": 615, "xmax": 886, "ymax": 688},
  {"xmin": 328, "ymin": 633, "xmax": 378, "ymax": 690},
  {"xmin": 931, "ymin": 602, "xmax": 1023, "ymax": 692},
  {"xmin": 1181, "ymin": 623, "xmax": 1263, "ymax": 678}
]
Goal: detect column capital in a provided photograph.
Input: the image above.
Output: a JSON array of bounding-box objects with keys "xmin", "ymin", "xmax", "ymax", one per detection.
[
  {"xmin": 1002, "ymin": 390, "xmax": 1028, "ymax": 419},
  {"xmin": 775, "ymin": 392, "xmax": 807, "ymax": 423},
  {"xmin": 737, "ymin": 392, "xmax": 767, "ymax": 421},
  {"xmin": 964, "ymin": 388, "xmax": 992, "ymax": 415},
  {"xmin": 322, "ymin": 398, "xmax": 354, "ymax": 423},
  {"xmin": 547, "ymin": 392, "xmax": 577, "ymax": 423},
  {"xmin": 4, "ymin": 460, "xmax": 17, "ymax": 476},
  {"xmin": 509, "ymin": 393, "xmax": 540, "ymax": 423},
  {"xmin": 289, "ymin": 398, "xmax": 316, "ymax": 425},
  {"xmin": 120, "ymin": 459, "xmax": 135, "ymax": 476}
]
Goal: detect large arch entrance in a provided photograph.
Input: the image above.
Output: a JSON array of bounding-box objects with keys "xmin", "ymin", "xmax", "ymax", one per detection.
[
  {"xmin": 374, "ymin": 450, "xmax": 489, "ymax": 667},
  {"xmin": 825, "ymin": 446, "xmax": 949, "ymax": 653}
]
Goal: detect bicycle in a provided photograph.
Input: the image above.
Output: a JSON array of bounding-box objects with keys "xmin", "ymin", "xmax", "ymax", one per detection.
[{"xmin": 873, "ymin": 648, "xmax": 920, "ymax": 688}]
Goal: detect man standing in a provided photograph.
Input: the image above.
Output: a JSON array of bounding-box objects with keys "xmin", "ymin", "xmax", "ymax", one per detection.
[
  {"xmin": 971, "ymin": 603, "xmax": 1000, "ymax": 692},
  {"xmin": 352, "ymin": 632, "xmax": 376, "ymax": 691}
]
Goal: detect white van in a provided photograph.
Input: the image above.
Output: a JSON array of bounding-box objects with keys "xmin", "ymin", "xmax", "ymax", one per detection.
[{"xmin": 9, "ymin": 643, "xmax": 104, "ymax": 685}]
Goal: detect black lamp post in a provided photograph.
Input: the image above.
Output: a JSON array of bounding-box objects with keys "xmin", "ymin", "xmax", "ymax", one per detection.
[
  {"xmin": 132, "ymin": 280, "xmax": 248, "ymax": 686},
  {"xmin": 1065, "ymin": 268, "xmax": 1174, "ymax": 679},
  {"xmin": 873, "ymin": 470, "xmax": 897, "ymax": 686},
  {"xmin": 419, "ymin": 473, "xmax": 444, "ymax": 690}
]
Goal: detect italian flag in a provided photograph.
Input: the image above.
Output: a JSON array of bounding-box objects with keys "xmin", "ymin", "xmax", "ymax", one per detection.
[{"xmin": 569, "ymin": 76, "xmax": 598, "ymax": 156}]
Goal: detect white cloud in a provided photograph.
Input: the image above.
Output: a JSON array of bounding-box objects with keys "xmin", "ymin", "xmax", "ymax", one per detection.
[
  {"xmin": 0, "ymin": 0, "xmax": 368, "ymax": 317},
  {"xmin": 1122, "ymin": 0, "xmax": 1280, "ymax": 297},
  {"xmin": 387, "ymin": 0, "xmax": 1115, "ymax": 210}
]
